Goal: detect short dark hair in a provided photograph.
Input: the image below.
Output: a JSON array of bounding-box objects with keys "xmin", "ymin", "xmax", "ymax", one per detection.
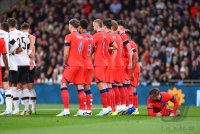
[
  {"xmin": 125, "ymin": 29, "xmax": 132, "ymax": 39},
  {"xmin": 69, "ymin": 19, "xmax": 80, "ymax": 28},
  {"xmin": 93, "ymin": 19, "xmax": 103, "ymax": 28},
  {"xmin": 111, "ymin": 20, "xmax": 118, "ymax": 31},
  {"xmin": 103, "ymin": 18, "xmax": 112, "ymax": 29},
  {"xmin": 149, "ymin": 88, "xmax": 160, "ymax": 97},
  {"xmin": 1, "ymin": 22, "xmax": 9, "ymax": 32},
  {"xmin": 21, "ymin": 22, "xmax": 30, "ymax": 30},
  {"xmin": 80, "ymin": 19, "xmax": 89, "ymax": 29},
  {"xmin": 7, "ymin": 18, "xmax": 17, "ymax": 27},
  {"xmin": 118, "ymin": 20, "xmax": 126, "ymax": 28}
]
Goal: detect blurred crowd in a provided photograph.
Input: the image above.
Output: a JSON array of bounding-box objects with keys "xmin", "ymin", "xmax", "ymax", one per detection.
[{"xmin": 0, "ymin": 0, "xmax": 200, "ymax": 85}]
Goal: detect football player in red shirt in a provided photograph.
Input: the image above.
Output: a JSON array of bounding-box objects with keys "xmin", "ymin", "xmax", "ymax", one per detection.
[
  {"xmin": 102, "ymin": 18, "xmax": 118, "ymax": 113},
  {"xmin": 93, "ymin": 19, "xmax": 116, "ymax": 116},
  {"xmin": 126, "ymin": 30, "xmax": 140, "ymax": 114},
  {"xmin": 0, "ymin": 38, "xmax": 9, "ymax": 90},
  {"xmin": 117, "ymin": 20, "xmax": 133, "ymax": 113},
  {"xmin": 78, "ymin": 19, "xmax": 94, "ymax": 116},
  {"xmin": 110, "ymin": 20, "xmax": 126, "ymax": 115},
  {"xmin": 147, "ymin": 88, "xmax": 181, "ymax": 116},
  {"xmin": 57, "ymin": 19, "xmax": 86, "ymax": 117}
]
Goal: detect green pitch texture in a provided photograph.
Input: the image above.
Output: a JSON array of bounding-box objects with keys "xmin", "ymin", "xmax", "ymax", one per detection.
[{"xmin": 0, "ymin": 105, "xmax": 200, "ymax": 134}]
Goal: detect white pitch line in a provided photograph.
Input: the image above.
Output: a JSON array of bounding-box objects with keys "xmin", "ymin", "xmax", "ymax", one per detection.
[{"xmin": 0, "ymin": 108, "xmax": 101, "ymax": 112}]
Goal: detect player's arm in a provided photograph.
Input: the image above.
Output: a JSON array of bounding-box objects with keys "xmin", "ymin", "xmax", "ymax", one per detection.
[
  {"xmin": 125, "ymin": 43, "xmax": 133, "ymax": 70},
  {"xmin": 9, "ymin": 37, "xmax": 22, "ymax": 54},
  {"xmin": 130, "ymin": 47, "xmax": 137, "ymax": 80},
  {"xmin": 109, "ymin": 41, "xmax": 117, "ymax": 59},
  {"xmin": 169, "ymin": 95, "xmax": 179, "ymax": 116},
  {"xmin": 1, "ymin": 41, "xmax": 9, "ymax": 78},
  {"xmin": 28, "ymin": 34, "xmax": 36, "ymax": 59},
  {"xmin": 63, "ymin": 35, "xmax": 71, "ymax": 67},
  {"xmin": 147, "ymin": 98, "xmax": 157, "ymax": 116}
]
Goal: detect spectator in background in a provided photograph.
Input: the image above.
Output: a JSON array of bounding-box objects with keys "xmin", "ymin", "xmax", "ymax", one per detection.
[
  {"xmin": 110, "ymin": 0, "xmax": 122, "ymax": 14},
  {"xmin": 37, "ymin": 73, "xmax": 48, "ymax": 83},
  {"xmin": 0, "ymin": 0, "xmax": 199, "ymax": 85}
]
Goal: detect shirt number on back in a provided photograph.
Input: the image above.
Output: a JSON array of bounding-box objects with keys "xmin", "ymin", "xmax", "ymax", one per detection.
[
  {"xmin": 78, "ymin": 41, "xmax": 83, "ymax": 53},
  {"xmin": 102, "ymin": 41, "xmax": 105, "ymax": 54},
  {"xmin": 87, "ymin": 44, "xmax": 92, "ymax": 56}
]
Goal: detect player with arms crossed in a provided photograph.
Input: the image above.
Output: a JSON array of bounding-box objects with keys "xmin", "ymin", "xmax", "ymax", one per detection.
[
  {"xmin": 147, "ymin": 88, "xmax": 181, "ymax": 117},
  {"xmin": 57, "ymin": 19, "xmax": 86, "ymax": 117},
  {"xmin": 93, "ymin": 19, "xmax": 110, "ymax": 116},
  {"xmin": 7, "ymin": 18, "xmax": 23, "ymax": 115},
  {"xmin": 117, "ymin": 20, "xmax": 134, "ymax": 113},
  {"xmin": 102, "ymin": 18, "xmax": 118, "ymax": 113},
  {"xmin": 13, "ymin": 19, "xmax": 31, "ymax": 116},
  {"xmin": 21, "ymin": 23, "xmax": 37, "ymax": 114},
  {"xmin": 78, "ymin": 19, "xmax": 94, "ymax": 116},
  {"xmin": 0, "ymin": 22, "xmax": 12, "ymax": 116},
  {"xmin": 125, "ymin": 30, "xmax": 140, "ymax": 115},
  {"xmin": 110, "ymin": 20, "xmax": 125, "ymax": 115}
]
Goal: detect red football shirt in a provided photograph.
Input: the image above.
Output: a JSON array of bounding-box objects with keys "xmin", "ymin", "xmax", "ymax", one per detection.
[
  {"xmin": 82, "ymin": 32, "xmax": 94, "ymax": 69},
  {"xmin": 0, "ymin": 38, "xmax": 7, "ymax": 88},
  {"xmin": 120, "ymin": 33, "xmax": 130, "ymax": 66},
  {"xmin": 130, "ymin": 40, "xmax": 140, "ymax": 72},
  {"xmin": 105, "ymin": 31, "xmax": 115, "ymax": 66},
  {"xmin": 93, "ymin": 31, "xmax": 108, "ymax": 66},
  {"xmin": 64, "ymin": 32, "xmax": 84, "ymax": 66},
  {"xmin": 147, "ymin": 92, "xmax": 179, "ymax": 116},
  {"xmin": 114, "ymin": 33, "xmax": 124, "ymax": 66}
]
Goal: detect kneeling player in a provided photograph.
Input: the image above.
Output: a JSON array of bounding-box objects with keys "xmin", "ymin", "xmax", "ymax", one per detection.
[{"xmin": 147, "ymin": 88, "xmax": 181, "ymax": 117}]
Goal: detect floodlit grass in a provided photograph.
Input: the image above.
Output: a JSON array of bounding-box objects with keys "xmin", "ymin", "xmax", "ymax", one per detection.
[{"xmin": 0, "ymin": 105, "xmax": 200, "ymax": 134}]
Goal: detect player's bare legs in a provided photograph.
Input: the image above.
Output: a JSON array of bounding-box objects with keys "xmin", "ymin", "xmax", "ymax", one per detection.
[
  {"xmin": 28, "ymin": 83, "xmax": 36, "ymax": 114},
  {"xmin": 84, "ymin": 84, "xmax": 93, "ymax": 116},
  {"xmin": 56, "ymin": 82, "xmax": 70, "ymax": 116}
]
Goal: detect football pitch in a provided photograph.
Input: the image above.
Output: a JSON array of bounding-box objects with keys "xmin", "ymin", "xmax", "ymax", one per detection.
[{"xmin": 0, "ymin": 105, "xmax": 200, "ymax": 134}]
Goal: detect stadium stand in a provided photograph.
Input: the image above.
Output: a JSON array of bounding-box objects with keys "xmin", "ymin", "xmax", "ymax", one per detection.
[{"xmin": 0, "ymin": 0, "xmax": 200, "ymax": 85}]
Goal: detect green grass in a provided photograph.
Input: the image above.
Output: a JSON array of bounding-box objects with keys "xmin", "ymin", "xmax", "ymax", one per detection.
[{"xmin": 0, "ymin": 105, "xmax": 200, "ymax": 134}]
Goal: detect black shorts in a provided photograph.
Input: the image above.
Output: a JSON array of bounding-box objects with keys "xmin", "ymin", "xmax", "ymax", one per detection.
[
  {"xmin": 28, "ymin": 67, "xmax": 35, "ymax": 83},
  {"xmin": 9, "ymin": 70, "xmax": 18, "ymax": 84},
  {"xmin": 1, "ymin": 67, "xmax": 9, "ymax": 82},
  {"xmin": 17, "ymin": 66, "xmax": 29, "ymax": 83}
]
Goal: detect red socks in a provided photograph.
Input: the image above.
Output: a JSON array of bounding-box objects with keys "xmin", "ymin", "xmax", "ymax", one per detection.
[
  {"xmin": 85, "ymin": 90, "xmax": 93, "ymax": 111},
  {"xmin": 118, "ymin": 86, "xmax": 126, "ymax": 105},
  {"xmin": 127, "ymin": 85, "xmax": 134, "ymax": 106},
  {"xmin": 113, "ymin": 86, "xmax": 121, "ymax": 106},
  {"xmin": 100, "ymin": 89, "xmax": 108, "ymax": 108},
  {"xmin": 78, "ymin": 89, "xmax": 86, "ymax": 110},
  {"xmin": 110, "ymin": 88, "xmax": 115, "ymax": 111},
  {"xmin": 61, "ymin": 87, "xmax": 69, "ymax": 109},
  {"xmin": 107, "ymin": 88, "xmax": 111, "ymax": 108},
  {"xmin": 133, "ymin": 92, "xmax": 138, "ymax": 108}
]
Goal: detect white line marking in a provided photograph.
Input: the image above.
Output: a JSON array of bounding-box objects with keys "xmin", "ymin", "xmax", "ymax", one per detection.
[{"xmin": 0, "ymin": 108, "xmax": 101, "ymax": 112}]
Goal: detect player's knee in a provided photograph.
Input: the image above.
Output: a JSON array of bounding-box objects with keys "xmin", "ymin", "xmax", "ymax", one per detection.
[
  {"xmin": 2, "ymin": 82, "xmax": 9, "ymax": 90},
  {"xmin": 60, "ymin": 83, "xmax": 68, "ymax": 88}
]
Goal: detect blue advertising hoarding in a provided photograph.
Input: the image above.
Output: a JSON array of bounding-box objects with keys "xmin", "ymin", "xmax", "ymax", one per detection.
[{"xmin": 0, "ymin": 84, "xmax": 200, "ymax": 106}]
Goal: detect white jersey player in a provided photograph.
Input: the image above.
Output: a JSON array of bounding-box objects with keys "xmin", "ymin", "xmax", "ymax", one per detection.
[
  {"xmin": 21, "ymin": 22, "xmax": 37, "ymax": 114},
  {"xmin": 7, "ymin": 18, "xmax": 30, "ymax": 116},
  {"xmin": 0, "ymin": 22, "xmax": 12, "ymax": 116}
]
